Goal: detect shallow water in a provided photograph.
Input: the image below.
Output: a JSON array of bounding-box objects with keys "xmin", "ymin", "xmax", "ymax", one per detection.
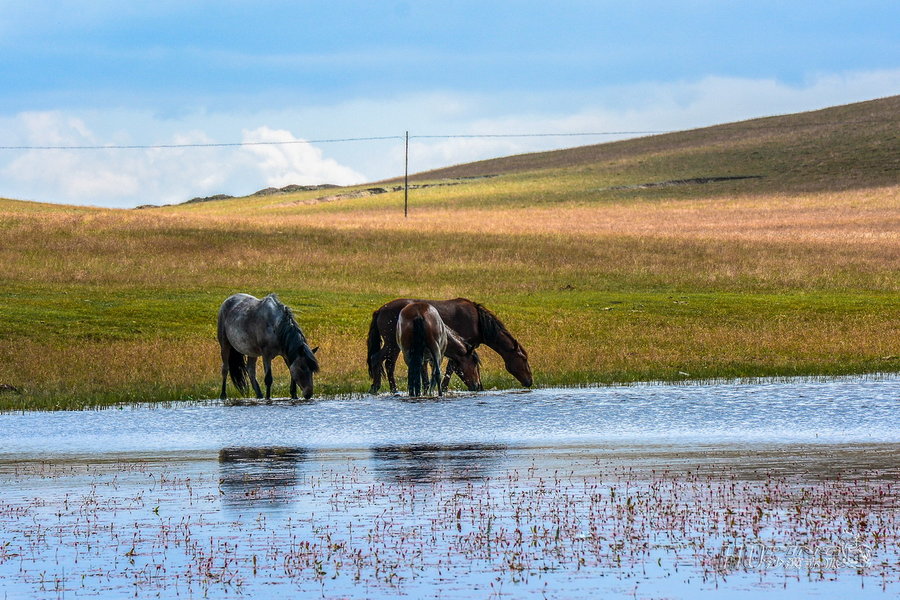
[
  {"xmin": 0, "ymin": 375, "xmax": 898, "ymax": 599},
  {"xmin": 2, "ymin": 374, "xmax": 899, "ymax": 457}
]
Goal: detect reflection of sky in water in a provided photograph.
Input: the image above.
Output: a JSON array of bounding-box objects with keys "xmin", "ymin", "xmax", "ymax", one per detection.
[
  {"xmin": 1, "ymin": 441, "xmax": 897, "ymax": 599},
  {"xmin": 2, "ymin": 376, "xmax": 899, "ymax": 599},
  {"xmin": 1, "ymin": 375, "xmax": 898, "ymax": 457}
]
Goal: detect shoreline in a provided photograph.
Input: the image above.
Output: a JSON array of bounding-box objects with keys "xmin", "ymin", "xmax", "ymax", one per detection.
[{"xmin": 3, "ymin": 370, "xmax": 898, "ymax": 413}]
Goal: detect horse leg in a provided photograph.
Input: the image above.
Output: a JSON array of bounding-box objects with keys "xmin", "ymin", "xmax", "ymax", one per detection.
[
  {"xmin": 220, "ymin": 361, "xmax": 229, "ymax": 400},
  {"xmin": 247, "ymin": 356, "xmax": 264, "ymax": 399},
  {"xmin": 385, "ymin": 347, "xmax": 401, "ymax": 394},
  {"xmin": 431, "ymin": 350, "xmax": 443, "ymax": 397},
  {"xmin": 441, "ymin": 361, "xmax": 455, "ymax": 393},
  {"xmin": 368, "ymin": 369, "xmax": 381, "ymax": 394},
  {"xmin": 404, "ymin": 351, "xmax": 418, "ymax": 397},
  {"xmin": 263, "ymin": 357, "xmax": 273, "ymax": 400},
  {"xmin": 279, "ymin": 356, "xmax": 299, "ymax": 399},
  {"xmin": 368, "ymin": 349, "xmax": 383, "ymax": 394},
  {"xmin": 219, "ymin": 343, "xmax": 231, "ymax": 399},
  {"xmin": 421, "ymin": 359, "xmax": 430, "ymax": 395}
]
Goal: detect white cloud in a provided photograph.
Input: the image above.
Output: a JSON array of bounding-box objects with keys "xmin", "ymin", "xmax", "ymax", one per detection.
[
  {"xmin": 0, "ymin": 113, "xmax": 366, "ymax": 207},
  {"xmin": 0, "ymin": 69, "xmax": 897, "ymax": 207},
  {"xmin": 241, "ymin": 127, "xmax": 365, "ymax": 188},
  {"xmin": 394, "ymin": 69, "xmax": 900, "ymax": 174},
  {"xmin": 403, "ymin": 138, "xmax": 524, "ymax": 174}
]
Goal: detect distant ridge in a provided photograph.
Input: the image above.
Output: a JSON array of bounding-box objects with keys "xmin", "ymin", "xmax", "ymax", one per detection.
[
  {"xmin": 183, "ymin": 183, "xmax": 340, "ymax": 205},
  {"xmin": 137, "ymin": 95, "xmax": 899, "ymax": 210},
  {"xmin": 396, "ymin": 95, "xmax": 900, "ymax": 192}
]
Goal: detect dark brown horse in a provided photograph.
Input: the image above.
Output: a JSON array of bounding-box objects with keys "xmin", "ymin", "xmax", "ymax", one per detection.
[
  {"xmin": 368, "ymin": 298, "xmax": 532, "ymax": 394},
  {"xmin": 396, "ymin": 302, "xmax": 481, "ymax": 397}
]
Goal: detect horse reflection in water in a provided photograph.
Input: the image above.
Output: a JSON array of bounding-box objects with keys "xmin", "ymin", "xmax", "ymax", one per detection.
[
  {"xmin": 218, "ymin": 447, "xmax": 308, "ymax": 509},
  {"xmin": 370, "ymin": 444, "xmax": 506, "ymax": 483}
]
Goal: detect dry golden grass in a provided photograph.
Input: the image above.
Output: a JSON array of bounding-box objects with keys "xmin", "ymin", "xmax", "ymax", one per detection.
[
  {"xmin": 2, "ymin": 198, "xmax": 895, "ymax": 295},
  {"xmin": 144, "ymin": 185, "xmax": 900, "ymax": 293},
  {"xmin": 2, "ymin": 181, "xmax": 898, "ymax": 409},
  {"xmin": 236, "ymin": 186, "xmax": 900, "ymax": 245},
  {"xmin": 1, "ymin": 97, "xmax": 898, "ymax": 408}
]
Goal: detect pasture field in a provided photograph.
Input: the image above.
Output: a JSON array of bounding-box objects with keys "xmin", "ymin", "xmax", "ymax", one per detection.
[{"xmin": 0, "ymin": 97, "xmax": 898, "ymax": 409}]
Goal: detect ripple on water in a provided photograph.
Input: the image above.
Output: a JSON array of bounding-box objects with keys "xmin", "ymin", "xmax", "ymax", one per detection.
[{"xmin": 0, "ymin": 374, "xmax": 897, "ymax": 457}]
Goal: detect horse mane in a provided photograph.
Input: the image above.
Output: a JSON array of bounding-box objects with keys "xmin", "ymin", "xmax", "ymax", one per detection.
[
  {"xmin": 446, "ymin": 327, "xmax": 478, "ymax": 363},
  {"xmin": 272, "ymin": 295, "xmax": 320, "ymax": 372},
  {"xmin": 474, "ymin": 302, "xmax": 515, "ymax": 348},
  {"xmin": 471, "ymin": 348, "xmax": 481, "ymax": 366}
]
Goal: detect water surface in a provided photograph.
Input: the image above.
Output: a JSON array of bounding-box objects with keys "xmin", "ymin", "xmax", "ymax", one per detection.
[
  {"xmin": 2, "ymin": 375, "xmax": 898, "ymax": 458},
  {"xmin": 0, "ymin": 375, "xmax": 898, "ymax": 599}
]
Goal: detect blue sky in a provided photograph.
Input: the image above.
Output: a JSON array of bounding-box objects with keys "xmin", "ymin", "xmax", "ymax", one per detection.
[{"xmin": 1, "ymin": 1, "xmax": 898, "ymax": 207}]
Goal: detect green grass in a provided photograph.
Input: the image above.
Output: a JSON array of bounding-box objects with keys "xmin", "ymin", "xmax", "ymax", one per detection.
[{"xmin": 0, "ymin": 96, "xmax": 898, "ymax": 409}]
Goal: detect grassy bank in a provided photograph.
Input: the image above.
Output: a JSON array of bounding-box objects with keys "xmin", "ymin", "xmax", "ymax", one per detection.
[{"xmin": 0, "ymin": 98, "xmax": 898, "ymax": 409}]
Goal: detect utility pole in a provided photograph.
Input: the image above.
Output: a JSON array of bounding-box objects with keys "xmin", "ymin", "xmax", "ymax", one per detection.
[{"xmin": 404, "ymin": 131, "xmax": 409, "ymax": 218}]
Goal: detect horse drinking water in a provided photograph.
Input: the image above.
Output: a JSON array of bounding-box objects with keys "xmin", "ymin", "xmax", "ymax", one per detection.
[
  {"xmin": 369, "ymin": 298, "xmax": 531, "ymax": 394},
  {"xmin": 218, "ymin": 293, "xmax": 319, "ymax": 400},
  {"xmin": 396, "ymin": 302, "xmax": 481, "ymax": 397}
]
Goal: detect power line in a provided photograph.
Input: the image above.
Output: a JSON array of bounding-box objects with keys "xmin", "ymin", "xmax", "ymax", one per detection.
[
  {"xmin": 412, "ymin": 131, "xmax": 668, "ymax": 139},
  {"xmin": 407, "ymin": 118, "xmax": 891, "ymax": 140},
  {"xmin": 0, "ymin": 119, "xmax": 890, "ymax": 151},
  {"xmin": 0, "ymin": 131, "xmax": 665, "ymax": 151},
  {"xmin": 0, "ymin": 135, "xmax": 404, "ymax": 151}
]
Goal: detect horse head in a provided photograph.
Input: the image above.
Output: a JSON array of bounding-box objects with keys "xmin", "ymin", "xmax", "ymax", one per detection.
[
  {"xmin": 289, "ymin": 345, "xmax": 319, "ymax": 400},
  {"xmin": 476, "ymin": 303, "xmax": 533, "ymax": 388},
  {"xmin": 452, "ymin": 345, "xmax": 483, "ymax": 392},
  {"xmin": 502, "ymin": 341, "xmax": 532, "ymax": 388}
]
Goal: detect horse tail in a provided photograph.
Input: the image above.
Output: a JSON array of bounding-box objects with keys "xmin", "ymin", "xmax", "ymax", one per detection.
[
  {"xmin": 217, "ymin": 298, "xmax": 248, "ymax": 395},
  {"xmin": 367, "ymin": 309, "xmax": 384, "ymax": 379},
  {"xmin": 407, "ymin": 316, "xmax": 427, "ymax": 396},
  {"xmin": 227, "ymin": 346, "xmax": 249, "ymax": 393}
]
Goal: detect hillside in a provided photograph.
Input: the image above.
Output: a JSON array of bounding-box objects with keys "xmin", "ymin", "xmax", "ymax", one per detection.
[
  {"xmin": 169, "ymin": 95, "xmax": 900, "ymax": 216},
  {"xmin": 0, "ymin": 97, "xmax": 898, "ymax": 409},
  {"xmin": 396, "ymin": 95, "xmax": 900, "ymax": 192}
]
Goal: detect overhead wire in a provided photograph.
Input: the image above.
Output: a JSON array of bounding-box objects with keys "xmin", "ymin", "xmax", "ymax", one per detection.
[{"xmin": 0, "ymin": 119, "xmax": 889, "ymax": 151}]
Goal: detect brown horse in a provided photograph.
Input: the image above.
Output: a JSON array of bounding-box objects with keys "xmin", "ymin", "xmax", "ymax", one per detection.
[
  {"xmin": 396, "ymin": 302, "xmax": 481, "ymax": 397},
  {"xmin": 368, "ymin": 298, "xmax": 531, "ymax": 394}
]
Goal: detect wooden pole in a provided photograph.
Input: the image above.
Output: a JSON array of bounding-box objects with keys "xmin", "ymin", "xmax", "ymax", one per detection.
[{"xmin": 404, "ymin": 131, "xmax": 409, "ymax": 218}]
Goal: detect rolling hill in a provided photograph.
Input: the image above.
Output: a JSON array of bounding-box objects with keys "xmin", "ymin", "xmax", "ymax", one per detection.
[
  {"xmin": 0, "ymin": 96, "xmax": 897, "ymax": 409},
  {"xmin": 399, "ymin": 95, "xmax": 900, "ymax": 192}
]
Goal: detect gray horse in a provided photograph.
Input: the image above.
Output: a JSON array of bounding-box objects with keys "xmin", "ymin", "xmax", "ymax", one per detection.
[{"xmin": 217, "ymin": 293, "xmax": 319, "ymax": 400}]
